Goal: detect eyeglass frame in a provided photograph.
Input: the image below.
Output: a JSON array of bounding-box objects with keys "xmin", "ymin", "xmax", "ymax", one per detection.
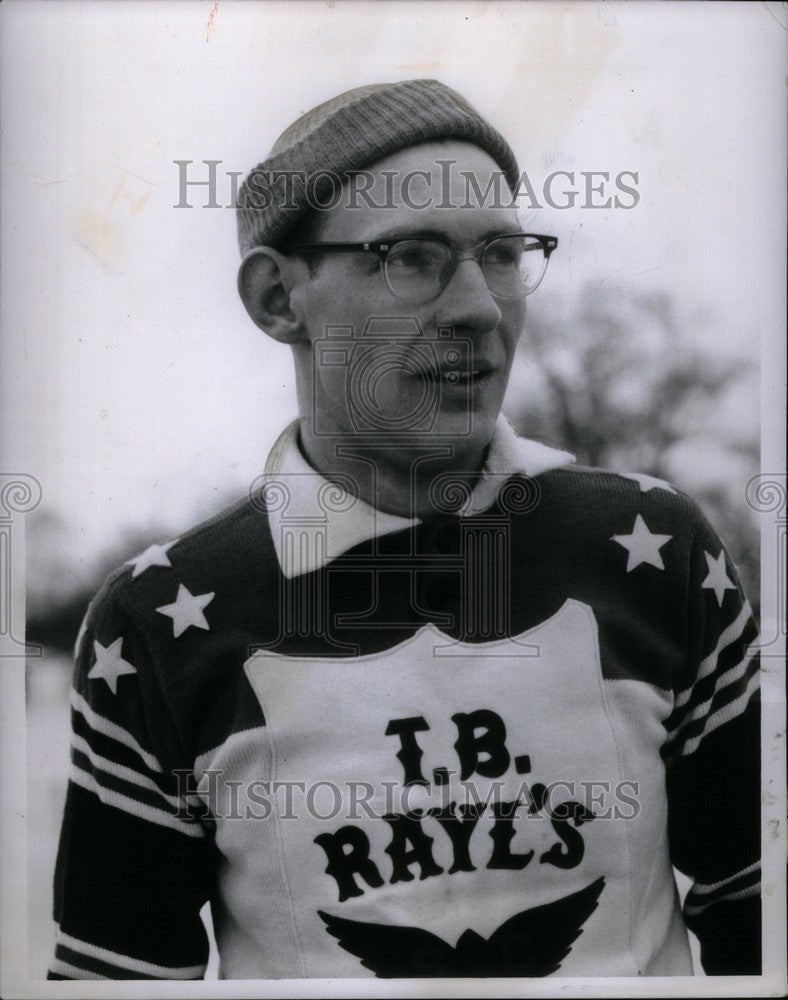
[{"xmin": 279, "ymin": 232, "xmax": 559, "ymax": 303}]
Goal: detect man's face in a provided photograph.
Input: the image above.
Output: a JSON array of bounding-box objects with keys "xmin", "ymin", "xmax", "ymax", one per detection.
[{"xmin": 287, "ymin": 141, "xmax": 526, "ymax": 465}]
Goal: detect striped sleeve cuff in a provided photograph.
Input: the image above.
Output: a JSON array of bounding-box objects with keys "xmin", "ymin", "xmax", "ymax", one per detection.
[
  {"xmin": 684, "ymin": 861, "xmax": 761, "ymax": 917},
  {"xmin": 50, "ymin": 931, "xmax": 206, "ymax": 980}
]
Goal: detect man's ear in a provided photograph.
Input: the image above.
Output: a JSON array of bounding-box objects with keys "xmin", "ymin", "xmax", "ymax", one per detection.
[{"xmin": 237, "ymin": 247, "xmax": 306, "ymax": 344}]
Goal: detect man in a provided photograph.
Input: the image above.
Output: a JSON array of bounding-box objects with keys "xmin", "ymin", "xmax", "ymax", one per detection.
[{"xmin": 49, "ymin": 80, "xmax": 760, "ymax": 980}]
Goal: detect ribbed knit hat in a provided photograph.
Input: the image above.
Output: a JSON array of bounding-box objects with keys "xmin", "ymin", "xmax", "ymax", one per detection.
[{"xmin": 236, "ymin": 79, "xmax": 520, "ymax": 256}]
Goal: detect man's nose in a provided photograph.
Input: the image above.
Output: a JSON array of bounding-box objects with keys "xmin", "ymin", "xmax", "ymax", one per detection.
[{"xmin": 437, "ymin": 257, "xmax": 503, "ymax": 333}]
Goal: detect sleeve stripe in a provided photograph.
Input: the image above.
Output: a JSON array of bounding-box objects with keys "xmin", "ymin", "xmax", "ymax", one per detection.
[
  {"xmin": 71, "ymin": 711, "xmax": 179, "ymax": 792},
  {"xmin": 667, "ymin": 670, "xmax": 759, "ymax": 761},
  {"xmin": 682, "ymin": 660, "xmax": 758, "ymax": 744},
  {"xmin": 71, "ymin": 748, "xmax": 177, "ymax": 815},
  {"xmin": 665, "ymin": 649, "xmax": 756, "ymax": 739},
  {"xmin": 689, "ymin": 860, "xmax": 760, "ymax": 895},
  {"xmin": 686, "ymin": 862, "xmax": 761, "ymax": 906},
  {"xmin": 54, "ymin": 944, "xmax": 159, "ymax": 980},
  {"xmin": 56, "ymin": 931, "xmax": 207, "ymax": 979},
  {"xmin": 49, "ymin": 957, "xmax": 108, "ymax": 981},
  {"xmin": 674, "ymin": 601, "xmax": 752, "ymax": 708},
  {"xmin": 667, "ymin": 619, "xmax": 758, "ymax": 728},
  {"xmin": 664, "ymin": 655, "xmax": 759, "ymax": 755},
  {"xmin": 70, "ymin": 748, "xmax": 204, "ymax": 819},
  {"xmin": 70, "ymin": 688, "xmax": 162, "ymax": 773},
  {"xmin": 71, "ymin": 734, "xmax": 202, "ymax": 810},
  {"xmin": 68, "ymin": 765, "xmax": 205, "ymax": 838},
  {"xmin": 684, "ymin": 881, "xmax": 761, "ymax": 917}
]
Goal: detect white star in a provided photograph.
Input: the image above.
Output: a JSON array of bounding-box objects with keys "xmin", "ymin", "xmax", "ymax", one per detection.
[
  {"xmin": 620, "ymin": 473, "xmax": 677, "ymax": 495},
  {"xmin": 88, "ymin": 638, "xmax": 137, "ymax": 695},
  {"xmin": 701, "ymin": 549, "xmax": 736, "ymax": 607},
  {"xmin": 156, "ymin": 584, "xmax": 214, "ymax": 638},
  {"xmin": 126, "ymin": 540, "xmax": 179, "ymax": 579},
  {"xmin": 612, "ymin": 514, "xmax": 673, "ymax": 572}
]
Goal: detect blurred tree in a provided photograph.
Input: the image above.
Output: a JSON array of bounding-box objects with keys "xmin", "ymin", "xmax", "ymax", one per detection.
[
  {"xmin": 26, "ymin": 516, "xmax": 172, "ymax": 655},
  {"xmin": 505, "ymin": 285, "xmax": 760, "ymax": 612}
]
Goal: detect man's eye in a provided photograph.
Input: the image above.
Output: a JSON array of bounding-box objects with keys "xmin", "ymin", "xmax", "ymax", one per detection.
[
  {"xmin": 388, "ymin": 244, "xmax": 445, "ymax": 271},
  {"xmin": 486, "ymin": 245, "xmax": 521, "ymax": 266},
  {"xmin": 395, "ymin": 253, "xmax": 427, "ymax": 270}
]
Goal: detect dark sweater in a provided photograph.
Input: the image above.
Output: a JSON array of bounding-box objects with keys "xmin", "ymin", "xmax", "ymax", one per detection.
[{"xmin": 49, "ymin": 429, "xmax": 760, "ymax": 979}]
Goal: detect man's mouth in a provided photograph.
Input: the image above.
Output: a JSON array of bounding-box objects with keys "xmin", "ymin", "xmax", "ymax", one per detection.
[{"xmin": 420, "ymin": 367, "xmax": 496, "ymax": 386}]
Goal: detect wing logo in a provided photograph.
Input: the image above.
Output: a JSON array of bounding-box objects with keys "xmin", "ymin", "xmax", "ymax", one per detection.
[{"xmin": 318, "ymin": 876, "xmax": 605, "ymax": 977}]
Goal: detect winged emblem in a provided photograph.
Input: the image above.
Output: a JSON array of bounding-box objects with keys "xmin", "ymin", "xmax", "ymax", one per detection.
[{"xmin": 318, "ymin": 876, "xmax": 605, "ymax": 977}]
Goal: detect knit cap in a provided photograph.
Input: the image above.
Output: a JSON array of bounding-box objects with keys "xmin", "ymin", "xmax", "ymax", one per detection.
[{"xmin": 236, "ymin": 79, "xmax": 520, "ymax": 255}]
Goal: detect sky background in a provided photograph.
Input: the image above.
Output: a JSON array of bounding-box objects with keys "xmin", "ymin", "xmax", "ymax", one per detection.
[{"xmin": 1, "ymin": 0, "xmax": 785, "ymax": 591}]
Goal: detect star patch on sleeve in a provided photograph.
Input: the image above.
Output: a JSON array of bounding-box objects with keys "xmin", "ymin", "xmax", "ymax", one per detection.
[
  {"xmin": 126, "ymin": 540, "xmax": 179, "ymax": 579},
  {"xmin": 156, "ymin": 584, "xmax": 214, "ymax": 638},
  {"xmin": 611, "ymin": 514, "xmax": 673, "ymax": 572},
  {"xmin": 88, "ymin": 638, "xmax": 137, "ymax": 694},
  {"xmin": 701, "ymin": 549, "xmax": 736, "ymax": 607}
]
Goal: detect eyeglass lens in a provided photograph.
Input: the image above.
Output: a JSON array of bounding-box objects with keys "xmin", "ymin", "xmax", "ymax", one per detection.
[{"xmin": 384, "ymin": 235, "xmax": 548, "ymax": 302}]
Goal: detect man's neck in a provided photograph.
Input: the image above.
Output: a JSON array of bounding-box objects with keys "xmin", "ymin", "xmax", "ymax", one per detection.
[{"xmin": 297, "ymin": 425, "xmax": 489, "ymax": 519}]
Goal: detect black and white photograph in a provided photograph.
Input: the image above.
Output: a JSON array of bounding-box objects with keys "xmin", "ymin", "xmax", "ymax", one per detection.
[{"xmin": 0, "ymin": 1, "xmax": 785, "ymax": 996}]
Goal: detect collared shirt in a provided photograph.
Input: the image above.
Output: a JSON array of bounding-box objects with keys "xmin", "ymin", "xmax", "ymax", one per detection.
[{"xmin": 265, "ymin": 415, "xmax": 575, "ymax": 578}]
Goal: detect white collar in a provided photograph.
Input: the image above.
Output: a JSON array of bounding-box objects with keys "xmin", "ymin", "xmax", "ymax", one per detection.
[{"xmin": 264, "ymin": 417, "xmax": 575, "ymax": 579}]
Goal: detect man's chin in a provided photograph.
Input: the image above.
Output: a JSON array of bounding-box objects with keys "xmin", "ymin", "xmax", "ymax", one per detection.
[{"xmin": 428, "ymin": 407, "xmax": 498, "ymax": 455}]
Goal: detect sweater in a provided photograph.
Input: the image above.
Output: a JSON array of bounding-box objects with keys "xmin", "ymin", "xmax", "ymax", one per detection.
[{"xmin": 48, "ymin": 418, "xmax": 760, "ymax": 979}]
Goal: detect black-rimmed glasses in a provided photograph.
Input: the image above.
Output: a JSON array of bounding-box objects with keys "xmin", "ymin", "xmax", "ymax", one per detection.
[{"xmin": 281, "ymin": 233, "xmax": 558, "ymax": 304}]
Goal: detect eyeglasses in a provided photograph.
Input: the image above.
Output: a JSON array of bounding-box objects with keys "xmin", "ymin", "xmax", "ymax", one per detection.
[{"xmin": 281, "ymin": 232, "xmax": 558, "ymax": 304}]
